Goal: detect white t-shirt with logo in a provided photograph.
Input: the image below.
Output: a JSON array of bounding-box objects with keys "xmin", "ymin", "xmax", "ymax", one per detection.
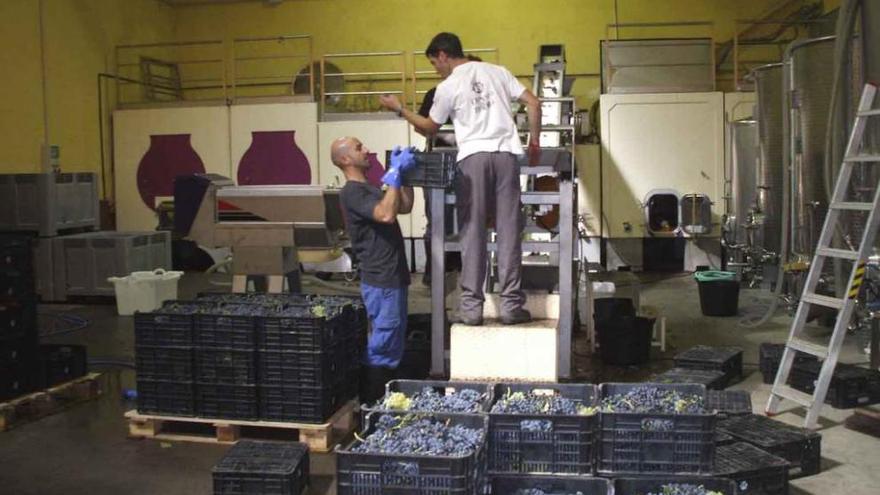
[{"xmin": 429, "ymin": 61, "xmax": 527, "ymax": 162}]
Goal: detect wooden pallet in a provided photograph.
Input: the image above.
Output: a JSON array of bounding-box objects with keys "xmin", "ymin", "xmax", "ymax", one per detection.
[
  {"xmin": 125, "ymin": 399, "xmax": 358, "ymax": 453},
  {"xmin": 0, "ymin": 373, "xmax": 104, "ymax": 432}
]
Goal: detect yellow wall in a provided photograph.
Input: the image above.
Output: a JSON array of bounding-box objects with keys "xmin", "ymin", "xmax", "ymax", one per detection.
[
  {"xmin": 170, "ymin": 0, "xmax": 788, "ymax": 107},
  {"xmin": 0, "ymin": 0, "xmax": 174, "ymax": 193}
]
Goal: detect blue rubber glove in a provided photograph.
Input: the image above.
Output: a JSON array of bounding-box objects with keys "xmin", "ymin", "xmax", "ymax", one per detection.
[
  {"xmin": 390, "ymin": 146, "xmax": 416, "ymax": 172},
  {"xmin": 381, "ymin": 167, "xmax": 403, "ymax": 188}
]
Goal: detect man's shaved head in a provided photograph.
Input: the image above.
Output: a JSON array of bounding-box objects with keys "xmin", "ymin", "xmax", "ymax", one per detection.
[{"xmin": 331, "ymin": 136, "xmax": 353, "ymax": 166}]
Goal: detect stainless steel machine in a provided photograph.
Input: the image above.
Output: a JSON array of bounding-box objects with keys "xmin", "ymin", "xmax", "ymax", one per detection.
[{"xmin": 176, "ymin": 174, "xmax": 346, "ymax": 292}]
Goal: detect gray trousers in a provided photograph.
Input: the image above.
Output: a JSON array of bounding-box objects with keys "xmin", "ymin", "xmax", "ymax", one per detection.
[{"xmin": 456, "ymin": 151, "xmax": 526, "ymax": 317}]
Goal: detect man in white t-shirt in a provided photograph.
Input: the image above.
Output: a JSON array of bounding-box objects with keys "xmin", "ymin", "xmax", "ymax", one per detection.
[{"xmin": 379, "ymin": 32, "xmax": 541, "ymax": 325}]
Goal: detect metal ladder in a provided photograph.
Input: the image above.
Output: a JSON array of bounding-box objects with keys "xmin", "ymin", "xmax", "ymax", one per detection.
[{"xmin": 766, "ymin": 83, "xmax": 880, "ymax": 429}]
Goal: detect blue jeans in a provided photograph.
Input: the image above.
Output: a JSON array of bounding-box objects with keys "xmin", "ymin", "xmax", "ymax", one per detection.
[{"xmin": 361, "ymin": 283, "xmax": 408, "ymax": 368}]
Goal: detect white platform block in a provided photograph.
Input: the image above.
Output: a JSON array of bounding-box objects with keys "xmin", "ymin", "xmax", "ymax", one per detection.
[
  {"xmin": 450, "ymin": 319, "xmax": 558, "ymax": 381},
  {"xmin": 481, "ymin": 293, "xmax": 559, "ymax": 320}
]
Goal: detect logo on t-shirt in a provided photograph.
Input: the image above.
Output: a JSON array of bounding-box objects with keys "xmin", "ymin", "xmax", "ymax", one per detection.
[{"xmin": 471, "ymin": 80, "xmax": 493, "ymax": 113}]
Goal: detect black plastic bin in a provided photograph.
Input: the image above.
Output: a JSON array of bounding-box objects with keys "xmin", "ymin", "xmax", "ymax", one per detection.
[
  {"xmin": 597, "ymin": 316, "xmax": 655, "ymax": 366},
  {"xmin": 488, "ymin": 382, "xmax": 598, "ymax": 475},
  {"xmin": 715, "ymin": 442, "xmax": 790, "ymax": 495},
  {"xmin": 614, "ymin": 477, "xmax": 737, "ymax": 495},
  {"xmin": 213, "ymin": 440, "xmax": 309, "ymax": 495},
  {"xmin": 597, "ymin": 383, "xmax": 716, "ymax": 475},
  {"xmin": 674, "ymin": 345, "xmax": 744, "ymax": 388},
  {"xmin": 490, "ymin": 474, "xmax": 611, "ymax": 494},
  {"xmin": 718, "ymin": 413, "xmax": 821, "ymax": 478},
  {"xmin": 695, "ymin": 271, "xmax": 740, "ymax": 316},
  {"xmin": 336, "ymin": 411, "xmax": 488, "ymax": 495},
  {"xmin": 593, "ymin": 297, "xmax": 636, "ymax": 323}
]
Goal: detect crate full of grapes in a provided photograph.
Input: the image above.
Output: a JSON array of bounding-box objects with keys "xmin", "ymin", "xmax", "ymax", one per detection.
[
  {"xmin": 488, "ymin": 382, "xmax": 598, "ymax": 475},
  {"xmin": 336, "ymin": 412, "xmax": 488, "ymax": 495},
  {"xmin": 362, "ymin": 379, "xmax": 494, "ymax": 421},
  {"xmin": 597, "ymin": 383, "xmax": 716, "ymax": 475},
  {"xmin": 613, "ymin": 477, "xmax": 737, "ymax": 495}
]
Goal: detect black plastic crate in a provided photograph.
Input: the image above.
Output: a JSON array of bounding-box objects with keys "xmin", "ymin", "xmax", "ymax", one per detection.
[
  {"xmin": 134, "ymin": 301, "xmax": 210, "ymax": 346},
  {"xmin": 490, "ymin": 474, "xmax": 611, "ymax": 495},
  {"xmin": 715, "ymin": 430, "xmax": 736, "ymax": 446},
  {"xmin": 384, "ymin": 150, "xmax": 457, "ymax": 189},
  {"xmin": 197, "ymin": 384, "xmax": 259, "ymax": 420},
  {"xmin": 715, "ymin": 442, "xmax": 790, "ymax": 495},
  {"xmin": 674, "ymin": 345, "xmax": 744, "ymax": 388},
  {"xmin": 259, "ymin": 385, "xmax": 345, "ymax": 423},
  {"xmin": 337, "ymin": 412, "xmax": 488, "ymax": 495},
  {"xmin": 0, "ymin": 299, "xmax": 36, "ymax": 340},
  {"xmin": 759, "ymin": 343, "xmax": 816, "ymax": 385},
  {"xmin": 39, "ymin": 344, "xmax": 87, "ymax": 387},
  {"xmin": 0, "ymin": 234, "xmax": 33, "ymax": 273},
  {"xmin": 137, "ymin": 380, "xmax": 196, "ymax": 416},
  {"xmin": 197, "ymin": 348, "xmax": 257, "ymax": 385},
  {"xmin": 718, "ymin": 414, "xmax": 821, "ymax": 478},
  {"xmin": 489, "ymin": 382, "xmax": 598, "ymax": 475},
  {"xmin": 257, "ymin": 347, "xmax": 345, "ymax": 388},
  {"xmin": 257, "ymin": 305, "xmax": 354, "ymax": 352},
  {"xmin": 0, "ymin": 360, "xmax": 35, "ymax": 401},
  {"xmin": 135, "ymin": 345, "xmax": 194, "ymax": 381},
  {"xmin": 652, "ymin": 367, "xmax": 727, "ymax": 390},
  {"xmin": 614, "ymin": 477, "xmax": 737, "ymax": 495},
  {"xmin": 597, "ymin": 383, "xmax": 716, "ymax": 475},
  {"xmin": 213, "ymin": 440, "xmax": 309, "ymax": 495},
  {"xmin": 0, "ymin": 334, "xmax": 38, "ymax": 365},
  {"xmin": 0, "ymin": 269, "xmax": 35, "ymax": 300},
  {"xmin": 196, "ymin": 306, "xmax": 262, "ymax": 349},
  {"xmin": 707, "ymin": 390, "xmax": 753, "ymax": 416},
  {"xmin": 789, "ymin": 361, "xmax": 880, "ymax": 409}
]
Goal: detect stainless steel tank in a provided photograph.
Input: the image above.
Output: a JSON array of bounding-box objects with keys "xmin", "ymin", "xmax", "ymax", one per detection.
[
  {"xmin": 787, "ymin": 37, "xmax": 835, "ymax": 261},
  {"xmin": 728, "ymin": 119, "xmax": 759, "ymax": 248},
  {"xmin": 752, "ymin": 63, "xmax": 785, "ymax": 258}
]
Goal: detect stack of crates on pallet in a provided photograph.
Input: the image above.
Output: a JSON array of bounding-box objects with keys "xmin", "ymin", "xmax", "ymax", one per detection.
[
  {"xmin": 133, "ymin": 294, "xmax": 365, "ymax": 424},
  {"xmin": 0, "ymin": 234, "xmax": 39, "ymax": 401},
  {"xmin": 257, "ymin": 299, "xmax": 361, "ymax": 423},
  {"xmin": 597, "ymin": 383, "xmax": 716, "ymax": 475},
  {"xmin": 714, "ymin": 442, "xmax": 790, "ymax": 495},
  {"xmin": 196, "ymin": 304, "xmax": 262, "ymax": 420},
  {"xmin": 337, "ymin": 411, "xmax": 489, "ymax": 495},
  {"xmin": 488, "ymin": 383, "xmax": 598, "ymax": 475},
  {"xmin": 718, "ymin": 413, "xmax": 822, "ymax": 478},
  {"xmin": 614, "ymin": 477, "xmax": 737, "ymax": 495},
  {"xmin": 212, "ymin": 440, "xmax": 309, "ymax": 495},
  {"xmin": 674, "ymin": 345, "xmax": 744, "ymax": 388},
  {"xmin": 38, "ymin": 344, "xmax": 87, "ymax": 387},
  {"xmin": 134, "ymin": 302, "xmax": 202, "ymax": 416}
]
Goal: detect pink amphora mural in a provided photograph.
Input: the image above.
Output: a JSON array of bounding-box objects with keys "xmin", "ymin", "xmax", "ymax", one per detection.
[
  {"xmin": 137, "ymin": 134, "xmax": 206, "ymax": 211},
  {"xmin": 365, "ymin": 152, "xmax": 386, "ymax": 188},
  {"xmin": 238, "ymin": 130, "xmax": 312, "ymax": 185}
]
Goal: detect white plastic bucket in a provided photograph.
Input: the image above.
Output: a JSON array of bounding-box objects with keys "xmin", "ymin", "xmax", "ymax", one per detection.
[{"xmin": 108, "ymin": 268, "xmax": 183, "ymax": 316}]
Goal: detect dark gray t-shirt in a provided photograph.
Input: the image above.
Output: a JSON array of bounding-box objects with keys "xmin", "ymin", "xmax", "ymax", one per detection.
[{"xmin": 340, "ymin": 181, "xmax": 410, "ymax": 288}]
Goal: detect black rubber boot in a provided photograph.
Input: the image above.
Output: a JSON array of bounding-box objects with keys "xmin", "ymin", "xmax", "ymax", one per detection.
[{"xmin": 360, "ymin": 366, "xmax": 395, "ymax": 406}]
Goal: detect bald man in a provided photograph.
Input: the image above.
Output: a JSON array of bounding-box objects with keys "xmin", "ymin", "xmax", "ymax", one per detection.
[{"xmin": 332, "ymin": 136, "xmax": 415, "ymax": 403}]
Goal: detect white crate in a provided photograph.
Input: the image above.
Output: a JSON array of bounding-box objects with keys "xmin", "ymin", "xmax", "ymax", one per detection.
[{"xmin": 109, "ymin": 269, "xmax": 183, "ymax": 316}]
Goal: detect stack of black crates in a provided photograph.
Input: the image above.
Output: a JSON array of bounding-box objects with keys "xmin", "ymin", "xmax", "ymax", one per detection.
[
  {"xmin": 338, "ymin": 377, "xmax": 833, "ymax": 495},
  {"xmin": 760, "ymin": 342, "xmax": 880, "ymax": 408},
  {"xmin": 134, "ymin": 293, "xmax": 365, "ymax": 424},
  {"xmin": 0, "ymin": 234, "xmax": 39, "ymax": 401}
]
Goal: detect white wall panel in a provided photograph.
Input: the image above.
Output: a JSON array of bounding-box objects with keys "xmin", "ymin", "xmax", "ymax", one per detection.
[
  {"xmin": 599, "ymin": 92, "xmax": 725, "ymax": 238},
  {"xmin": 113, "ymin": 105, "xmax": 230, "ymax": 231}
]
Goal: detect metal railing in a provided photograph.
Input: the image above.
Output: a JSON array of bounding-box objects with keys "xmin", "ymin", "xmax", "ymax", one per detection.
[
  {"xmin": 115, "ymin": 39, "xmax": 226, "ymax": 105},
  {"xmin": 232, "ymin": 35, "xmax": 313, "ymax": 101},
  {"xmin": 320, "ymin": 51, "xmax": 406, "ymax": 118}
]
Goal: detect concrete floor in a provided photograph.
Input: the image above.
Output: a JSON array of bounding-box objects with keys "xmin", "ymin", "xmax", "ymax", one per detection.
[{"xmin": 0, "ymin": 271, "xmax": 878, "ymax": 494}]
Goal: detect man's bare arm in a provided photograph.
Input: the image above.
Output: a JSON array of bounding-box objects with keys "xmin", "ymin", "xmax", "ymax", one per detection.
[
  {"xmin": 372, "ymin": 187, "xmax": 402, "ymax": 224},
  {"xmin": 519, "ymin": 89, "xmax": 542, "ymax": 165},
  {"xmin": 379, "ymin": 94, "xmax": 441, "ymax": 136},
  {"xmin": 399, "ymin": 186, "xmax": 414, "ymax": 214}
]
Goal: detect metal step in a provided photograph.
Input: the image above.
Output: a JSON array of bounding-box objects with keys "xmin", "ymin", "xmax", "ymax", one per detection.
[
  {"xmin": 787, "ymin": 337, "xmax": 829, "ymax": 359},
  {"xmin": 858, "ymin": 109, "xmax": 880, "ymax": 117},
  {"xmin": 802, "ymin": 293, "xmax": 845, "ymax": 309},
  {"xmin": 771, "ymin": 385, "xmax": 814, "ymax": 407},
  {"xmin": 829, "ymin": 201, "xmax": 874, "ymax": 211},
  {"xmin": 843, "ymin": 154, "xmax": 880, "ymax": 163},
  {"xmin": 816, "ymin": 246, "xmax": 860, "ymax": 260}
]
